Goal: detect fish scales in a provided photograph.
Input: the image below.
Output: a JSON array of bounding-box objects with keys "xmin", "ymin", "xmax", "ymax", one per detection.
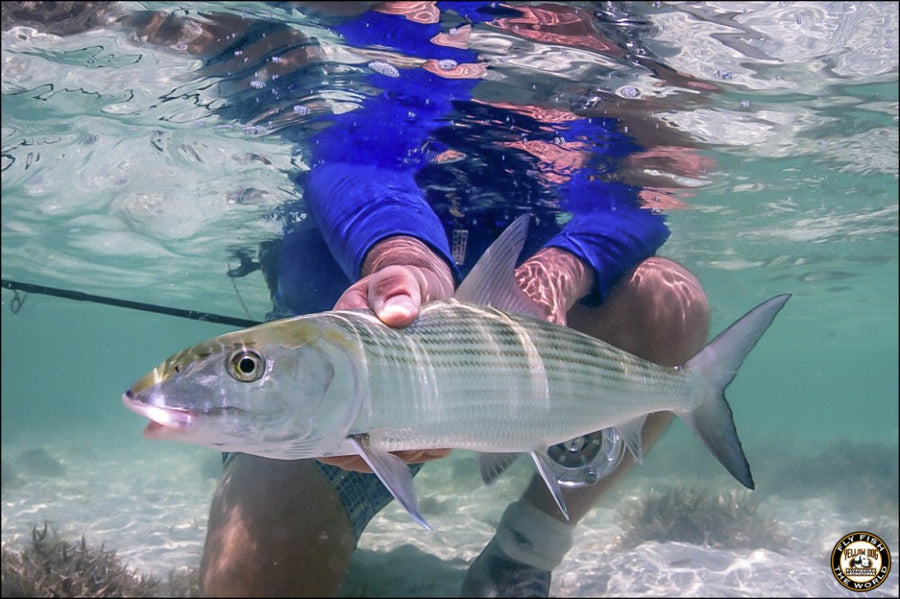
[{"xmin": 325, "ymin": 300, "xmax": 695, "ymax": 453}]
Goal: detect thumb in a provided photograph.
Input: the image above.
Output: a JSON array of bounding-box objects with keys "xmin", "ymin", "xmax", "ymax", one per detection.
[
  {"xmin": 366, "ymin": 265, "xmax": 425, "ymax": 328},
  {"xmin": 375, "ymin": 293, "xmax": 419, "ymax": 327}
]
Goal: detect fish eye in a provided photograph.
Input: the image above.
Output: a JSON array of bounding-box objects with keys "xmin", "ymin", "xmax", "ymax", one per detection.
[{"xmin": 227, "ymin": 349, "xmax": 266, "ymax": 382}]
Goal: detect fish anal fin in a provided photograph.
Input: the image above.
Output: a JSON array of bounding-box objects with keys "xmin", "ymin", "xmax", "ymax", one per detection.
[
  {"xmin": 617, "ymin": 416, "xmax": 647, "ymax": 464},
  {"xmin": 529, "ymin": 450, "xmax": 569, "ymax": 520}
]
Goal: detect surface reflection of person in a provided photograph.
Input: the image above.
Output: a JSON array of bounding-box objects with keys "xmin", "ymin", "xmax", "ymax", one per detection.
[{"xmin": 3, "ymin": 2, "xmax": 712, "ymax": 596}]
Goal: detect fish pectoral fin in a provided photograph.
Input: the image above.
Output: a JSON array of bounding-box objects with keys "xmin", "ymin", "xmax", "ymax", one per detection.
[
  {"xmin": 477, "ymin": 452, "xmax": 521, "ymax": 485},
  {"xmin": 348, "ymin": 434, "xmax": 432, "ymax": 530},
  {"xmin": 529, "ymin": 450, "xmax": 569, "ymax": 521},
  {"xmin": 616, "ymin": 416, "xmax": 647, "ymax": 463}
]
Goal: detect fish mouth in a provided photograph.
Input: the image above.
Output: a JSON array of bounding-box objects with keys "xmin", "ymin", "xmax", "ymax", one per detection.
[{"xmin": 122, "ymin": 389, "xmax": 196, "ymax": 437}]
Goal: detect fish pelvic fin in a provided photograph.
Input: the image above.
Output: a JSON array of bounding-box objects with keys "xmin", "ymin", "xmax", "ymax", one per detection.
[
  {"xmin": 682, "ymin": 294, "xmax": 791, "ymax": 490},
  {"xmin": 453, "ymin": 214, "xmax": 545, "ymax": 319},
  {"xmin": 348, "ymin": 434, "xmax": 432, "ymax": 530},
  {"xmin": 478, "ymin": 452, "xmax": 521, "ymax": 485}
]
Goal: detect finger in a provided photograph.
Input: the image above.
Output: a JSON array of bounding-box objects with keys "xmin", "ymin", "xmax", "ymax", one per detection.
[
  {"xmin": 334, "ymin": 285, "xmax": 370, "ymax": 311},
  {"xmin": 375, "ymin": 294, "xmax": 419, "ymax": 327},
  {"xmin": 399, "ymin": 448, "xmax": 452, "ymax": 463},
  {"xmin": 317, "ymin": 455, "xmax": 373, "ymax": 473},
  {"xmin": 368, "ymin": 267, "xmax": 423, "ymax": 327},
  {"xmin": 317, "ymin": 448, "xmax": 452, "ymax": 473}
]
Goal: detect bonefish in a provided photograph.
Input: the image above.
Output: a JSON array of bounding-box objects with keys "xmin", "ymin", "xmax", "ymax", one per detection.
[{"xmin": 123, "ymin": 215, "xmax": 789, "ymax": 528}]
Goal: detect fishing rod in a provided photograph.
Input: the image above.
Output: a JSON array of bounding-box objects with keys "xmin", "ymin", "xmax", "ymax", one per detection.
[{"xmin": 1, "ymin": 279, "xmax": 263, "ymax": 328}]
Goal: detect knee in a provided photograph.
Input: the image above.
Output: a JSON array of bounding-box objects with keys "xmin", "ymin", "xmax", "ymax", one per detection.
[
  {"xmin": 644, "ymin": 256, "xmax": 708, "ymax": 326},
  {"xmin": 622, "ymin": 257, "xmax": 710, "ymax": 364},
  {"xmin": 569, "ymin": 257, "xmax": 710, "ymax": 366},
  {"xmin": 200, "ymin": 456, "xmax": 355, "ymax": 597}
]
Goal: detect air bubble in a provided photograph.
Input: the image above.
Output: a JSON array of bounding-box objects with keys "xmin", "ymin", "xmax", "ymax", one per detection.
[{"xmin": 368, "ymin": 61, "xmax": 400, "ymax": 78}]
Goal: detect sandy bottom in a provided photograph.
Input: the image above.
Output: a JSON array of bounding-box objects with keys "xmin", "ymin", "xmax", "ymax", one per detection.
[{"xmin": 2, "ymin": 429, "xmax": 897, "ymax": 597}]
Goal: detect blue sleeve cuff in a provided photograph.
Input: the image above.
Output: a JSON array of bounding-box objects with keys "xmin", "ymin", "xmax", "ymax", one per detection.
[
  {"xmin": 302, "ymin": 163, "xmax": 455, "ymax": 281},
  {"xmin": 545, "ymin": 209, "xmax": 670, "ymax": 304}
]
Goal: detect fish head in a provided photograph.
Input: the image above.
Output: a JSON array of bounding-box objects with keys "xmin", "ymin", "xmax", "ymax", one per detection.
[{"xmin": 122, "ymin": 315, "xmax": 363, "ymax": 459}]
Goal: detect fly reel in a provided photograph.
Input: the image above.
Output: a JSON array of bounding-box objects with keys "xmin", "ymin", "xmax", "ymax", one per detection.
[{"xmin": 546, "ymin": 428, "xmax": 625, "ymax": 487}]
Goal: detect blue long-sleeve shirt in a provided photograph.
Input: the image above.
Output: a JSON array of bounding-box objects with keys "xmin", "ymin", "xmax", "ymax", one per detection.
[{"xmin": 274, "ymin": 2, "xmax": 669, "ymax": 314}]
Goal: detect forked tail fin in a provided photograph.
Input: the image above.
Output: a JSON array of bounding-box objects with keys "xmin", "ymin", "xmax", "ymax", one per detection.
[{"xmin": 681, "ymin": 294, "xmax": 791, "ymax": 489}]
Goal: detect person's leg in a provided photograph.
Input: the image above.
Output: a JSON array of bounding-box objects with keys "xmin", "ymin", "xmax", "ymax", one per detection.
[
  {"xmin": 462, "ymin": 256, "xmax": 710, "ymax": 596},
  {"xmin": 200, "ymin": 455, "xmax": 356, "ymax": 597}
]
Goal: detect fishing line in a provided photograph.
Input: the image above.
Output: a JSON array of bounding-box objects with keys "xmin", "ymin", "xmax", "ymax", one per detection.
[
  {"xmin": 10, "ymin": 289, "xmax": 27, "ymax": 313},
  {"xmin": 226, "ymin": 258, "xmax": 255, "ymax": 322},
  {"xmin": 1, "ymin": 279, "xmax": 263, "ymax": 328}
]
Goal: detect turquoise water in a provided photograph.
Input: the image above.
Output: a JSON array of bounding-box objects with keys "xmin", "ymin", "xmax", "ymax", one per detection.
[{"xmin": 2, "ymin": 2, "xmax": 897, "ymax": 596}]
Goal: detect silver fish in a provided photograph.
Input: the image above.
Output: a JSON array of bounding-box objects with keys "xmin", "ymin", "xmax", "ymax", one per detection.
[{"xmin": 123, "ymin": 215, "xmax": 790, "ymax": 528}]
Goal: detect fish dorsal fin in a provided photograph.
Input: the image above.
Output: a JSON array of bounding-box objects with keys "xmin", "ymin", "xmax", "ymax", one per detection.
[
  {"xmin": 529, "ymin": 450, "xmax": 569, "ymax": 520},
  {"xmin": 348, "ymin": 434, "xmax": 432, "ymax": 530},
  {"xmin": 478, "ymin": 452, "xmax": 521, "ymax": 485},
  {"xmin": 453, "ymin": 215, "xmax": 545, "ymax": 319}
]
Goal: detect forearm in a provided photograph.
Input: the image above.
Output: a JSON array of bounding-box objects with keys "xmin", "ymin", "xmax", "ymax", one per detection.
[
  {"xmin": 362, "ymin": 236, "xmax": 454, "ymax": 283},
  {"xmin": 544, "ymin": 209, "xmax": 669, "ymax": 304},
  {"xmin": 515, "ymin": 247, "xmax": 594, "ymax": 326}
]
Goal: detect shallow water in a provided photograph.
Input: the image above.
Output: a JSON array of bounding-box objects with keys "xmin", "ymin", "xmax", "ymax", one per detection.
[{"xmin": 2, "ymin": 2, "xmax": 898, "ymax": 597}]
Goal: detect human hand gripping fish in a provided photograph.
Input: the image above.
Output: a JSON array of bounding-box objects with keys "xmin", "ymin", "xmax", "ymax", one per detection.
[
  {"xmin": 319, "ymin": 235, "xmax": 457, "ymax": 472},
  {"xmin": 122, "ymin": 216, "xmax": 790, "ymax": 529}
]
